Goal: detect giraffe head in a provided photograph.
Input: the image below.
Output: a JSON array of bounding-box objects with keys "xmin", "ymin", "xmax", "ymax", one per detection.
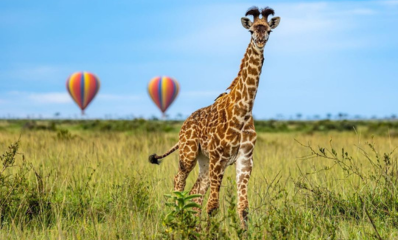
[{"xmin": 241, "ymin": 7, "xmax": 280, "ymax": 50}]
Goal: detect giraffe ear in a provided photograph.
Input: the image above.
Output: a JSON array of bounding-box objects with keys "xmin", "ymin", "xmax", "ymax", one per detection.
[
  {"xmin": 268, "ymin": 17, "xmax": 280, "ymax": 29},
  {"xmin": 241, "ymin": 17, "xmax": 252, "ymax": 29}
]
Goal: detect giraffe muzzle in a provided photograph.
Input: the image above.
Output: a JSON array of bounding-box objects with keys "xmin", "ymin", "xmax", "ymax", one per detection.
[{"xmin": 255, "ymin": 39, "xmax": 266, "ymax": 48}]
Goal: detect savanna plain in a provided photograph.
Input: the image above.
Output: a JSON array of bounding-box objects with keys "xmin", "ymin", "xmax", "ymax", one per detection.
[{"xmin": 0, "ymin": 120, "xmax": 397, "ymax": 239}]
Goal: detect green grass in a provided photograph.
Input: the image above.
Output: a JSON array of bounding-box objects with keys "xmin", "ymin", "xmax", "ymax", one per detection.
[{"xmin": 0, "ymin": 120, "xmax": 397, "ymax": 239}]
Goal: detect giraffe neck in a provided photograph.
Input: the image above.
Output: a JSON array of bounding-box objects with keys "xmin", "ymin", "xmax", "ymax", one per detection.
[{"xmin": 228, "ymin": 40, "xmax": 264, "ymax": 115}]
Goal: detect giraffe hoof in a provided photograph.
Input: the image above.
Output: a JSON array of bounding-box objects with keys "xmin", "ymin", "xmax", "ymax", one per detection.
[
  {"xmin": 207, "ymin": 208, "xmax": 219, "ymax": 217},
  {"xmin": 148, "ymin": 154, "xmax": 160, "ymax": 165}
]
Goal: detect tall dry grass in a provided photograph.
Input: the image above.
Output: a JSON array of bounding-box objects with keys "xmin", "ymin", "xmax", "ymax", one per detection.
[{"xmin": 0, "ymin": 128, "xmax": 397, "ymax": 239}]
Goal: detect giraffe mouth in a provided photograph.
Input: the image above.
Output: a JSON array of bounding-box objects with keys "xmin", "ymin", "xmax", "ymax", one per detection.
[{"xmin": 255, "ymin": 39, "xmax": 266, "ymax": 48}]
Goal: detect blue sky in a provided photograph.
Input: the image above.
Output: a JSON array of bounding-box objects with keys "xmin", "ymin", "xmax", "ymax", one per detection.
[{"xmin": 1, "ymin": 0, "xmax": 397, "ymax": 119}]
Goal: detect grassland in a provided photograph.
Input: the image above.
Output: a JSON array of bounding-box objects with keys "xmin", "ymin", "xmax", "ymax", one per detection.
[{"xmin": 0, "ymin": 120, "xmax": 397, "ymax": 239}]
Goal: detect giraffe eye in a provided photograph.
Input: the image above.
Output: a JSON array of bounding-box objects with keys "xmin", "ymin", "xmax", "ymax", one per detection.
[
  {"xmin": 268, "ymin": 30, "xmax": 272, "ymax": 34},
  {"xmin": 249, "ymin": 30, "xmax": 254, "ymax": 34}
]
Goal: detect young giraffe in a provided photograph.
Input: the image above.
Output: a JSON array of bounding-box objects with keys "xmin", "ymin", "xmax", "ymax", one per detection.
[{"xmin": 149, "ymin": 6, "xmax": 280, "ymax": 228}]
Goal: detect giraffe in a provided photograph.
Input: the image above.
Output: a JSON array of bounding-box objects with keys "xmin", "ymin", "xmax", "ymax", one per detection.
[{"xmin": 149, "ymin": 6, "xmax": 280, "ymax": 228}]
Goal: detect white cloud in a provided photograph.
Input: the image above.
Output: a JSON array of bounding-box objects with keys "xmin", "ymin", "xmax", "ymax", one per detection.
[
  {"xmin": 5, "ymin": 91, "xmax": 143, "ymax": 104},
  {"xmin": 26, "ymin": 66, "xmax": 60, "ymax": 76},
  {"xmin": 0, "ymin": 65, "xmax": 70, "ymax": 82},
  {"xmin": 342, "ymin": 8, "xmax": 376, "ymax": 15},
  {"xmin": 161, "ymin": 1, "xmax": 387, "ymax": 56},
  {"xmin": 97, "ymin": 94, "xmax": 142, "ymax": 101},
  {"xmin": 381, "ymin": 0, "xmax": 398, "ymax": 7},
  {"xmin": 181, "ymin": 90, "xmax": 223, "ymax": 97},
  {"xmin": 27, "ymin": 92, "xmax": 71, "ymax": 103},
  {"xmin": 7, "ymin": 91, "xmax": 21, "ymax": 95},
  {"xmin": 181, "ymin": 91, "xmax": 225, "ymax": 96},
  {"xmin": 163, "ymin": 21, "xmax": 246, "ymax": 55}
]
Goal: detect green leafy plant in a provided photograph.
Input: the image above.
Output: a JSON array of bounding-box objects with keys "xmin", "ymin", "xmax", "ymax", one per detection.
[
  {"xmin": 162, "ymin": 191, "xmax": 201, "ymax": 239},
  {"xmin": 55, "ymin": 129, "xmax": 76, "ymax": 140}
]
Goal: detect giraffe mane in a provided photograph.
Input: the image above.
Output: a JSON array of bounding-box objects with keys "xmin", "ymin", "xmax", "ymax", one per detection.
[
  {"xmin": 261, "ymin": 7, "xmax": 275, "ymax": 21},
  {"xmin": 226, "ymin": 51, "xmax": 246, "ymax": 91},
  {"xmin": 226, "ymin": 77, "xmax": 239, "ymax": 91},
  {"xmin": 214, "ymin": 92, "xmax": 227, "ymax": 101},
  {"xmin": 245, "ymin": 6, "xmax": 260, "ymax": 19}
]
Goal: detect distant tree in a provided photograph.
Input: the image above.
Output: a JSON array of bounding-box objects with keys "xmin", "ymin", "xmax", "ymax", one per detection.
[
  {"xmin": 326, "ymin": 113, "xmax": 332, "ymax": 119},
  {"xmin": 276, "ymin": 114, "xmax": 284, "ymax": 120},
  {"xmin": 296, "ymin": 113, "xmax": 302, "ymax": 120},
  {"xmin": 176, "ymin": 113, "xmax": 183, "ymax": 120},
  {"xmin": 313, "ymin": 115, "xmax": 320, "ymax": 120},
  {"xmin": 150, "ymin": 115, "xmax": 159, "ymax": 121},
  {"xmin": 338, "ymin": 112, "xmax": 348, "ymax": 120},
  {"xmin": 391, "ymin": 114, "xmax": 397, "ymax": 120}
]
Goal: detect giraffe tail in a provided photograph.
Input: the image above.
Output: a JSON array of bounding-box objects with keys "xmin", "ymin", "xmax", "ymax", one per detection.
[{"xmin": 148, "ymin": 142, "xmax": 179, "ymax": 165}]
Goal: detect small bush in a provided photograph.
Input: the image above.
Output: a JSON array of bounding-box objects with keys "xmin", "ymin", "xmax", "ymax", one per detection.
[
  {"xmin": 55, "ymin": 129, "xmax": 76, "ymax": 140},
  {"xmin": 22, "ymin": 121, "xmax": 57, "ymax": 131},
  {"xmin": 0, "ymin": 141, "xmax": 53, "ymax": 227},
  {"xmin": 161, "ymin": 191, "xmax": 201, "ymax": 239},
  {"xmin": 295, "ymin": 139, "xmax": 398, "ymax": 239}
]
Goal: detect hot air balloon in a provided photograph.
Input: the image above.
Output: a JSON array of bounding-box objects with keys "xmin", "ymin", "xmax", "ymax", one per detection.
[
  {"xmin": 148, "ymin": 76, "xmax": 180, "ymax": 118},
  {"xmin": 66, "ymin": 72, "xmax": 100, "ymax": 115}
]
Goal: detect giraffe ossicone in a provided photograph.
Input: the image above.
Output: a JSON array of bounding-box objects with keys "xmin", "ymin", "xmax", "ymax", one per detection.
[{"xmin": 148, "ymin": 6, "xmax": 280, "ymax": 229}]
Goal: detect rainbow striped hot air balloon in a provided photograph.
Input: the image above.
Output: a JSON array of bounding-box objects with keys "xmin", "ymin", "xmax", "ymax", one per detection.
[
  {"xmin": 148, "ymin": 76, "xmax": 180, "ymax": 118},
  {"xmin": 66, "ymin": 72, "xmax": 100, "ymax": 115}
]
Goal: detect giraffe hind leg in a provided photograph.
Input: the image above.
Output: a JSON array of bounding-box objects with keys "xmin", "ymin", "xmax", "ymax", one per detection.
[{"xmin": 174, "ymin": 140, "xmax": 199, "ymax": 192}]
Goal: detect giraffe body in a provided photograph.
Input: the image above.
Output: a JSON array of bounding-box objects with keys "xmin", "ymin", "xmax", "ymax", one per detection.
[{"xmin": 149, "ymin": 6, "xmax": 280, "ymax": 228}]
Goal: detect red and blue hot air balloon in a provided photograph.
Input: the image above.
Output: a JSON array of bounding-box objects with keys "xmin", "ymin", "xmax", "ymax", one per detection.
[
  {"xmin": 66, "ymin": 72, "xmax": 100, "ymax": 115},
  {"xmin": 148, "ymin": 76, "xmax": 180, "ymax": 118}
]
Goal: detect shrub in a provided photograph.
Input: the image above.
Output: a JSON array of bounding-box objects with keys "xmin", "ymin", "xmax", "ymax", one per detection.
[
  {"xmin": 0, "ymin": 141, "xmax": 53, "ymax": 227},
  {"xmin": 162, "ymin": 191, "xmax": 201, "ymax": 239},
  {"xmin": 295, "ymin": 139, "xmax": 398, "ymax": 239}
]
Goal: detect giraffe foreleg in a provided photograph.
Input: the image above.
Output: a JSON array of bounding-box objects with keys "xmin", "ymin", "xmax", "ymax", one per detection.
[
  {"xmin": 206, "ymin": 154, "xmax": 228, "ymax": 216},
  {"xmin": 235, "ymin": 146, "xmax": 254, "ymax": 229}
]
